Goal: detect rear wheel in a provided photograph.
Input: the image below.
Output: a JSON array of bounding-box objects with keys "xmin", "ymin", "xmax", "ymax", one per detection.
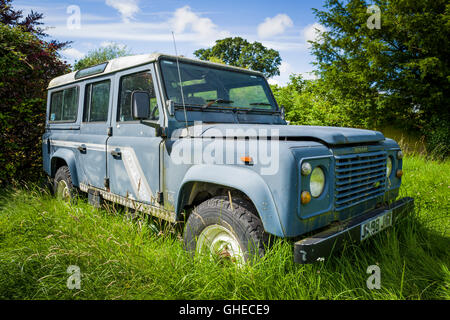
[
  {"xmin": 54, "ymin": 166, "xmax": 76, "ymax": 202},
  {"xmin": 183, "ymin": 195, "xmax": 268, "ymax": 264}
]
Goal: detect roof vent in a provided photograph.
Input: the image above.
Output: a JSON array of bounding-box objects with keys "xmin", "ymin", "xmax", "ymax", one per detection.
[{"xmin": 74, "ymin": 62, "xmax": 108, "ymax": 80}]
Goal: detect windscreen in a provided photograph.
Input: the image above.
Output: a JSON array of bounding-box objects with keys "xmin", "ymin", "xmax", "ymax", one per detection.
[{"xmin": 159, "ymin": 59, "xmax": 278, "ymax": 111}]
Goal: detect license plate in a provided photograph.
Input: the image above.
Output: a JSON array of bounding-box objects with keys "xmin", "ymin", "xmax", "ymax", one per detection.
[{"xmin": 360, "ymin": 210, "xmax": 393, "ymax": 241}]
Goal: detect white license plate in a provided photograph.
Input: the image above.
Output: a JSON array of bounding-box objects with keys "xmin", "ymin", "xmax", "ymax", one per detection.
[{"xmin": 360, "ymin": 210, "xmax": 393, "ymax": 241}]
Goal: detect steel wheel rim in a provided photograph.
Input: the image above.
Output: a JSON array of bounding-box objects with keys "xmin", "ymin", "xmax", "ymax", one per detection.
[
  {"xmin": 56, "ymin": 180, "xmax": 70, "ymax": 200},
  {"xmin": 196, "ymin": 224, "xmax": 244, "ymax": 264}
]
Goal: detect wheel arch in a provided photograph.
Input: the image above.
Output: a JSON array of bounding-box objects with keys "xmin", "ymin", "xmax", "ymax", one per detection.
[
  {"xmin": 175, "ymin": 165, "xmax": 285, "ymax": 237},
  {"xmin": 50, "ymin": 148, "xmax": 79, "ymax": 187}
]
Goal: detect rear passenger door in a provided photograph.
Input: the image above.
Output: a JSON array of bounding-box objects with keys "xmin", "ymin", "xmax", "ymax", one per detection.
[{"xmin": 77, "ymin": 76, "xmax": 113, "ymax": 189}]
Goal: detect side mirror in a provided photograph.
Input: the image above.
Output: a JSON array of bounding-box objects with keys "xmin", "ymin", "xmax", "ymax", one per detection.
[
  {"xmin": 132, "ymin": 91, "xmax": 150, "ymax": 120},
  {"xmin": 280, "ymin": 105, "xmax": 286, "ymax": 120}
]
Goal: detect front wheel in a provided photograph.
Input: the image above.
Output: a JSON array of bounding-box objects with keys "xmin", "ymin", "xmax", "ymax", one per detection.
[{"xmin": 183, "ymin": 195, "xmax": 268, "ymax": 264}]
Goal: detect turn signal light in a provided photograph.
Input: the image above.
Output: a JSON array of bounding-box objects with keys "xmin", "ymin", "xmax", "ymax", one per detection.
[
  {"xmin": 240, "ymin": 156, "xmax": 253, "ymax": 163},
  {"xmin": 301, "ymin": 191, "xmax": 311, "ymax": 204},
  {"xmin": 396, "ymin": 169, "xmax": 403, "ymax": 178}
]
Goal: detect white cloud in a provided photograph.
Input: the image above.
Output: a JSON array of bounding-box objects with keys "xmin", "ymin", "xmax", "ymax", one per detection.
[
  {"xmin": 170, "ymin": 6, "xmax": 229, "ymax": 43},
  {"xmin": 60, "ymin": 48, "xmax": 85, "ymax": 60},
  {"xmin": 268, "ymin": 60, "xmax": 318, "ymax": 86},
  {"xmin": 279, "ymin": 61, "xmax": 291, "ymax": 74},
  {"xmin": 47, "ymin": 6, "xmax": 229, "ymax": 47},
  {"xmin": 100, "ymin": 41, "xmax": 127, "ymax": 50},
  {"xmin": 105, "ymin": 0, "xmax": 140, "ymax": 23},
  {"xmin": 302, "ymin": 23, "xmax": 326, "ymax": 47},
  {"xmin": 267, "ymin": 78, "xmax": 280, "ymax": 86},
  {"xmin": 257, "ymin": 14, "xmax": 293, "ymax": 39}
]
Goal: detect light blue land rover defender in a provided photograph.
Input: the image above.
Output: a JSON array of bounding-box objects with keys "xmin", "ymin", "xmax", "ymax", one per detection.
[{"xmin": 43, "ymin": 54, "xmax": 414, "ymax": 264}]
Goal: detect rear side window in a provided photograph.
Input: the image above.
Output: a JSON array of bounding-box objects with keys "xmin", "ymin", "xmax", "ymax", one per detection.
[
  {"xmin": 83, "ymin": 80, "xmax": 111, "ymax": 122},
  {"xmin": 49, "ymin": 86, "xmax": 79, "ymax": 122}
]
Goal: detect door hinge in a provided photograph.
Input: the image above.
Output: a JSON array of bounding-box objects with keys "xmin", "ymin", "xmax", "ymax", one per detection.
[
  {"xmin": 107, "ymin": 126, "xmax": 112, "ymax": 136},
  {"xmin": 104, "ymin": 177, "xmax": 110, "ymax": 189},
  {"xmin": 156, "ymin": 192, "xmax": 164, "ymax": 205}
]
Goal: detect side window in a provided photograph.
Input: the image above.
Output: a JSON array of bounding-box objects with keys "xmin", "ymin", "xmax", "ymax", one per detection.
[
  {"xmin": 83, "ymin": 80, "xmax": 111, "ymax": 122},
  {"xmin": 49, "ymin": 86, "xmax": 79, "ymax": 122},
  {"xmin": 118, "ymin": 71, "xmax": 158, "ymax": 122}
]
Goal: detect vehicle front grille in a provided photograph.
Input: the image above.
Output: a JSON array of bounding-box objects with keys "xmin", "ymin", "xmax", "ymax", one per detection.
[{"xmin": 334, "ymin": 151, "xmax": 387, "ymax": 211}]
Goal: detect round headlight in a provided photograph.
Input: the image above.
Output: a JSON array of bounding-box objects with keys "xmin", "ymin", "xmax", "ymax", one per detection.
[
  {"xmin": 387, "ymin": 157, "xmax": 392, "ymax": 177},
  {"xmin": 310, "ymin": 167, "xmax": 325, "ymax": 198}
]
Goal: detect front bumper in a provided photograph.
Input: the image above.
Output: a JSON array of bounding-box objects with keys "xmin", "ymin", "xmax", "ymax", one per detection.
[{"xmin": 294, "ymin": 197, "xmax": 414, "ymax": 264}]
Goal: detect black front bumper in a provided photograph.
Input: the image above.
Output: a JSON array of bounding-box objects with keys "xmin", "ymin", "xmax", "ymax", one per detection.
[{"xmin": 294, "ymin": 197, "xmax": 414, "ymax": 264}]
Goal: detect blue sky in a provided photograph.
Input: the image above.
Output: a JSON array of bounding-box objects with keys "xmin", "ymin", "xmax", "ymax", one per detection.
[{"xmin": 15, "ymin": 0, "xmax": 327, "ymax": 85}]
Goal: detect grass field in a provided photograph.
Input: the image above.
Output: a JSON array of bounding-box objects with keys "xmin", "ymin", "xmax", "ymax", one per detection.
[{"xmin": 0, "ymin": 155, "xmax": 449, "ymax": 300}]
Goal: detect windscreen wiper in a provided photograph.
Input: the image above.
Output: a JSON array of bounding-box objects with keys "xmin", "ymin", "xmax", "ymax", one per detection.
[
  {"xmin": 249, "ymin": 102, "xmax": 272, "ymax": 106},
  {"xmin": 202, "ymin": 99, "xmax": 234, "ymax": 109}
]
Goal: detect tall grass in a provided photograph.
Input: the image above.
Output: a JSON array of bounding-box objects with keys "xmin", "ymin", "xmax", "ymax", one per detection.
[{"xmin": 0, "ymin": 155, "xmax": 449, "ymax": 300}]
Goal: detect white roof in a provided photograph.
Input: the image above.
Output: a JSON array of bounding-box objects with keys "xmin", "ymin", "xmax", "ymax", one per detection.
[{"xmin": 47, "ymin": 53, "xmax": 263, "ymax": 89}]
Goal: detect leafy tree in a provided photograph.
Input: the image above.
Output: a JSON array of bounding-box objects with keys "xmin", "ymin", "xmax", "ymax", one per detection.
[
  {"xmin": 310, "ymin": 0, "xmax": 449, "ymax": 157},
  {"xmin": 0, "ymin": 0, "xmax": 70, "ymax": 184},
  {"xmin": 74, "ymin": 44, "xmax": 130, "ymax": 70},
  {"xmin": 271, "ymin": 75, "xmax": 355, "ymax": 127},
  {"xmin": 194, "ymin": 37, "xmax": 282, "ymax": 78}
]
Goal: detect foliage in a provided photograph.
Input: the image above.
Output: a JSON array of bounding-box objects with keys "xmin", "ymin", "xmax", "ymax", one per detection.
[
  {"xmin": 0, "ymin": 0, "xmax": 70, "ymax": 185},
  {"xmin": 271, "ymin": 74, "xmax": 356, "ymax": 127},
  {"xmin": 194, "ymin": 37, "xmax": 282, "ymax": 78},
  {"xmin": 73, "ymin": 44, "xmax": 130, "ymax": 71},
  {"xmin": 309, "ymin": 0, "xmax": 450, "ymax": 157},
  {"xmin": 0, "ymin": 155, "xmax": 448, "ymax": 299}
]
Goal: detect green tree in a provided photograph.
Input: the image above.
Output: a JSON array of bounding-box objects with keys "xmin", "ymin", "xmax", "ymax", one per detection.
[
  {"xmin": 310, "ymin": 0, "xmax": 450, "ymax": 157},
  {"xmin": 271, "ymin": 75, "xmax": 354, "ymax": 127},
  {"xmin": 0, "ymin": 0, "xmax": 70, "ymax": 185},
  {"xmin": 74, "ymin": 43, "xmax": 130, "ymax": 70},
  {"xmin": 194, "ymin": 37, "xmax": 282, "ymax": 78}
]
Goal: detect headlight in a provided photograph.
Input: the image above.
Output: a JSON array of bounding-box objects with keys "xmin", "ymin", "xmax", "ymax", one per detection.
[
  {"xmin": 386, "ymin": 156, "xmax": 392, "ymax": 177},
  {"xmin": 310, "ymin": 167, "xmax": 325, "ymax": 197}
]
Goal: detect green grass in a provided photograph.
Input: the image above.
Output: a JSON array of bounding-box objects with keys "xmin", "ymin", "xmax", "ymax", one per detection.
[{"xmin": 0, "ymin": 155, "xmax": 449, "ymax": 300}]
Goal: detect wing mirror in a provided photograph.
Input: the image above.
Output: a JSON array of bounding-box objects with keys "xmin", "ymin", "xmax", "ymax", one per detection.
[
  {"xmin": 132, "ymin": 91, "xmax": 150, "ymax": 120},
  {"xmin": 131, "ymin": 91, "xmax": 165, "ymax": 137}
]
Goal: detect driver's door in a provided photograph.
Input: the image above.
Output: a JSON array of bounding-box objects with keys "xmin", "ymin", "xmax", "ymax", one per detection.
[{"xmin": 107, "ymin": 65, "xmax": 162, "ymax": 205}]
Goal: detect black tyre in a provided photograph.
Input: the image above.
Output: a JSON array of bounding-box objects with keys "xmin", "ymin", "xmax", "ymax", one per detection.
[
  {"xmin": 183, "ymin": 195, "xmax": 268, "ymax": 264},
  {"xmin": 54, "ymin": 166, "xmax": 77, "ymax": 201}
]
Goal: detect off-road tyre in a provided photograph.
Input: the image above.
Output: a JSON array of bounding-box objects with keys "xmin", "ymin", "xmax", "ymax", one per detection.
[{"xmin": 183, "ymin": 195, "xmax": 269, "ymax": 263}]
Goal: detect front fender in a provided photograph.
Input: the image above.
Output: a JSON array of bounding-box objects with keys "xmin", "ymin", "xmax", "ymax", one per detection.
[
  {"xmin": 176, "ymin": 164, "xmax": 285, "ymax": 237},
  {"xmin": 51, "ymin": 148, "xmax": 79, "ymax": 187}
]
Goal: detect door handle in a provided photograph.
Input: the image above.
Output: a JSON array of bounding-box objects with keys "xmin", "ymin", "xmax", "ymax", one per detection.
[
  {"xmin": 77, "ymin": 144, "xmax": 86, "ymax": 153},
  {"xmin": 111, "ymin": 149, "xmax": 121, "ymax": 158}
]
